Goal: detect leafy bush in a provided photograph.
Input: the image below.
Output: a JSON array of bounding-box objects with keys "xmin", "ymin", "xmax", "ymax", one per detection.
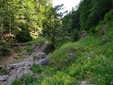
[
  {"xmin": 26, "ymin": 38, "xmax": 48, "ymax": 45},
  {"xmin": 104, "ymin": 9, "xmax": 113, "ymax": 23},
  {"xmin": 16, "ymin": 29, "xmax": 32, "ymax": 43},
  {"xmin": 49, "ymin": 42, "xmax": 84, "ymax": 70},
  {"xmin": 94, "ymin": 9, "xmax": 113, "ymax": 33},
  {"xmin": 31, "ymin": 64, "xmax": 44, "ymax": 73},
  {"xmin": 26, "ymin": 46, "xmax": 33, "ymax": 54},
  {"xmin": 11, "ymin": 80, "xmax": 22, "ymax": 85},
  {"xmin": 11, "ymin": 74, "xmax": 39, "ymax": 85},
  {"xmin": 41, "ymin": 72, "xmax": 76, "ymax": 85},
  {"xmin": 92, "ymin": 58, "xmax": 113, "ymax": 85},
  {"xmin": 0, "ymin": 66, "xmax": 8, "ymax": 75},
  {"xmin": 0, "ymin": 47, "xmax": 11, "ymax": 56},
  {"xmin": 0, "ymin": 40, "xmax": 11, "ymax": 57},
  {"xmin": 14, "ymin": 47, "xmax": 21, "ymax": 53},
  {"xmin": 31, "ymin": 64, "xmax": 57, "ymax": 76}
]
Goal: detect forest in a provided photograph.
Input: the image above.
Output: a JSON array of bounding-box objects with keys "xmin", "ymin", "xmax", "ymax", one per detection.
[{"xmin": 0, "ymin": 0, "xmax": 113, "ymax": 85}]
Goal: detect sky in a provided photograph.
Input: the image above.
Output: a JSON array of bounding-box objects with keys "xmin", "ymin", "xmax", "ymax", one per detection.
[{"xmin": 52, "ymin": 0, "xmax": 81, "ymax": 12}]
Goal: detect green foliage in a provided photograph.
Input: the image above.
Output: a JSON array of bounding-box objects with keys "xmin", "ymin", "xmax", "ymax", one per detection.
[
  {"xmin": 0, "ymin": 40, "xmax": 11, "ymax": 57},
  {"xmin": 40, "ymin": 72, "xmax": 76, "ymax": 85},
  {"xmin": 67, "ymin": 55, "xmax": 113, "ymax": 85},
  {"xmin": 49, "ymin": 32, "xmax": 113, "ymax": 84},
  {"xmin": 16, "ymin": 29, "xmax": 32, "ymax": 43},
  {"xmin": 26, "ymin": 38, "xmax": 48, "ymax": 45},
  {"xmin": 12, "ymin": 9, "xmax": 113, "ymax": 85},
  {"xmin": 11, "ymin": 80, "xmax": 22, "ymax": 85},
  {"xmin": 79, "ymin": 0, "xmax": 112, "ymax": 31},
  {"xmin": 3, "ymin": 0, "xmax": 113, "ymax": 85},
  {"xmin": 92, "ymin": 58, "xmax": 113, "ymax": 85},
  {"xmin": 42, "ymin": 4, "xmax": 63, "ymax": 46},
  {"xmin": 0, "ymin": 46, "xmax": 11, "ymax": 56},
  {"xmin": 56, "ymin": 9, "xmax": 80, "ymax": 47},
  {"xmin": 48, "ymin": 16, "xmax": 113, "ymax": 84},
  {"xmin": 0, "ymin": 0, "xmax": 53, "ymax": 42},
  {"xmin": 31, "ymin": 64, "xmax": 44, "ymax": 73},
  {"xmin": 88, "ymin": 0, "xmax": 112, "ymax": 29},
  {"xmin": 11, "ymin": 74, "xmax": 39, "ymax": 85},
  {"xmin": 79, "ymin": 0, "xmax": 93, "ymax": 31},
  {"xmin": 104, "ymin": 9, "xmax": 113, "ymax": 23},
  {"xmin": 13, "ymin": 47, "xmax": 21, "ymax": 53},
  {"xmin": 95, "ymin": 9, "xmax": 113, "ymax": 33},
  {"xmin": 49, "ymin": 42, "xmax": 79, "ymax": 69},
  {"xmin": 0, "ymin": 66, "xmax": 8, "ymax": 75},
  {"xmin": 26, "ymin": 46, "xmax": 33, "ymax": 55},
  {"xmin": 31, "ymin": 64, "xmax": 57, "ymax": 76},
  {"xmin": 61, "ymin": 0, "xmax": 112, "ymax": 41}
]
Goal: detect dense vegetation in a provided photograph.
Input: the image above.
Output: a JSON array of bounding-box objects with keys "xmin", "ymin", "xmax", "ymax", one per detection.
[
  {"xmin": 12, "ymin": 10, "xmax": 113, "ymax": 84},
  {"xmin": 0, "ymin": 0, "xmax": 113, "ymax": 85}
]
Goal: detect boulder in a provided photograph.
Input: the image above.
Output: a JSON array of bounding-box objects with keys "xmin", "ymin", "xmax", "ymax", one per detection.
[
  {"xmin": 69, "ymin": 49, "xmax": 75, "ymax": 56},
  {"xmin": 33, "ymin": 52, "xmax": 47, "ymax": 61},
  {"xmin": 41, "ymin": 44, "xmax": 55, "ymax": 54},
  {"xmin": 8, "ymin": 63, "xmax": 25, "ymax": 70},
  {"xmin": 34, "ymin": 57, "xmax": 49, "ymax": 66},
  {"xmin": 0, "ymin": 75, "xmax": 8, "ymax": 81}
]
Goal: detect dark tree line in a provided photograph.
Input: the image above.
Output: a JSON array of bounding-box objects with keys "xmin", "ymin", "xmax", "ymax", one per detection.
[{"xmin": 60, "ymin": 0, "xmax": 113, "ymax": 44}]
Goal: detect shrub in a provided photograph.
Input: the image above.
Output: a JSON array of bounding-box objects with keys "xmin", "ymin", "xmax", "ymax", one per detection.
[
  {"xmin": 11, "ymin": 74, "xmax": 39, "ymax": 85},
  {"xmin": 31, "ymin": 64, "xmax": 44, "ymax": 73},
  {"xmin": 16, "ymin": 29, "xmax": 32, "ymax": 43},
  {"xmin": 25, "ymin": 38, "xmax": 48, "ymax": 46},
  {"xmin": 0, "ymin": 41, "xmax": 11, "ymax": 57},
  {"xmin": 11, "ymin": 80, "xmax": 22, "ymax": 85},
  {"xmin": 26, "ymin": 46, "xmax": 33, "ymax": 54},
  {"xmin": 41, "ymin": 72, "xmax": 76, "ymax": 85},
  {"xmin": 0, "ymin": 66, "xmax": 8, "ymax": 75},
  {"xmin": 104, "ymin": 9, "xmax": 113, "ymax": 23}
]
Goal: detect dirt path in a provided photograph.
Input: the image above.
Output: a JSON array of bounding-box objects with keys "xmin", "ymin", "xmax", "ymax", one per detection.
[{"xmin": 0, "ymin": 41, "xmax": 49, "ymax": 85}]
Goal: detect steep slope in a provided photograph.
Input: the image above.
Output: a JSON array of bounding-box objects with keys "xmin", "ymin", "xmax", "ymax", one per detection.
[{"xmin": 12, "ymin": 10, "xmax": 113, "ymax": 85}]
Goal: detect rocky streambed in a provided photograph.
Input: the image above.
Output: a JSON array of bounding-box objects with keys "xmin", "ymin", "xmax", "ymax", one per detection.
[{"xmin": 0, "ymin": 41, "xmax": 50, "ymax": 85}]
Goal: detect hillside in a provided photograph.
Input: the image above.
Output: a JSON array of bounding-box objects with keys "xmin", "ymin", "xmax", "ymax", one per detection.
[
  {"xmin": 0, "ymin": 0, "xmax": 113, "ymax": 85},
  {"xmin": 11, "ymin": 10, "xmax": 113, "ymax": 85}
]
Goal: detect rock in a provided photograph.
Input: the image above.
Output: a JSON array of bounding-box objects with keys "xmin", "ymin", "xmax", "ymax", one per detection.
[
  {"xmin": 41, "ymin": 43, "xmax": 55, "ymax": 54},
  {"xmin": 80, "ymin": 81, "xmax": 87, "ymax": 85},
  {"xmin": 0, "ymin": 42, "xmax": 50, "ymax": 85},
  {"xmin": 80, "ymin": 31, "xmax": 88, "ymax": 38},
  {"xmin": 99, "ymin": 25, "xmax": 108, "ymax": 35},
  {"xmin": 16, "ymin": 67, "xmax": 32, "ymax": 78},
  {"xmin": 69, "ymin": 49, "xmax": 75, "ymax": 56},
  {"xmin": 0, "ymin": 75, "xmax": 8, "ymax": 81},
  {"xmin": 80, "ymin": 81, "xmax": 95, "ymax": 85},
  {"xmin": 34, "ymin": 57, "xmax": 49, "ymax": 66},
  {"xmin": 33, "ymin": 52, "xmax": 47, "ymax": 61},
  {"xmin": 9, "ymin": 62, "xmax": 25, "ymax": 70},
  {"xmin": 101, "ymin": 39, "xmax": 107, "ymax": 45},
  {"xmin": 38, "ymin": 52, "xmax": 46, "ymax": 59},
  {"xmin": 23, "ymin": 68, "xmax": 32, "ymax": 74}
]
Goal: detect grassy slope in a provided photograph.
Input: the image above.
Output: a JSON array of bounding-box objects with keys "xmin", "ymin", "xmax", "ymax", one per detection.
[{"xmin": 12, "ymin": 10, "xmax": 113, "ymax": 85}]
